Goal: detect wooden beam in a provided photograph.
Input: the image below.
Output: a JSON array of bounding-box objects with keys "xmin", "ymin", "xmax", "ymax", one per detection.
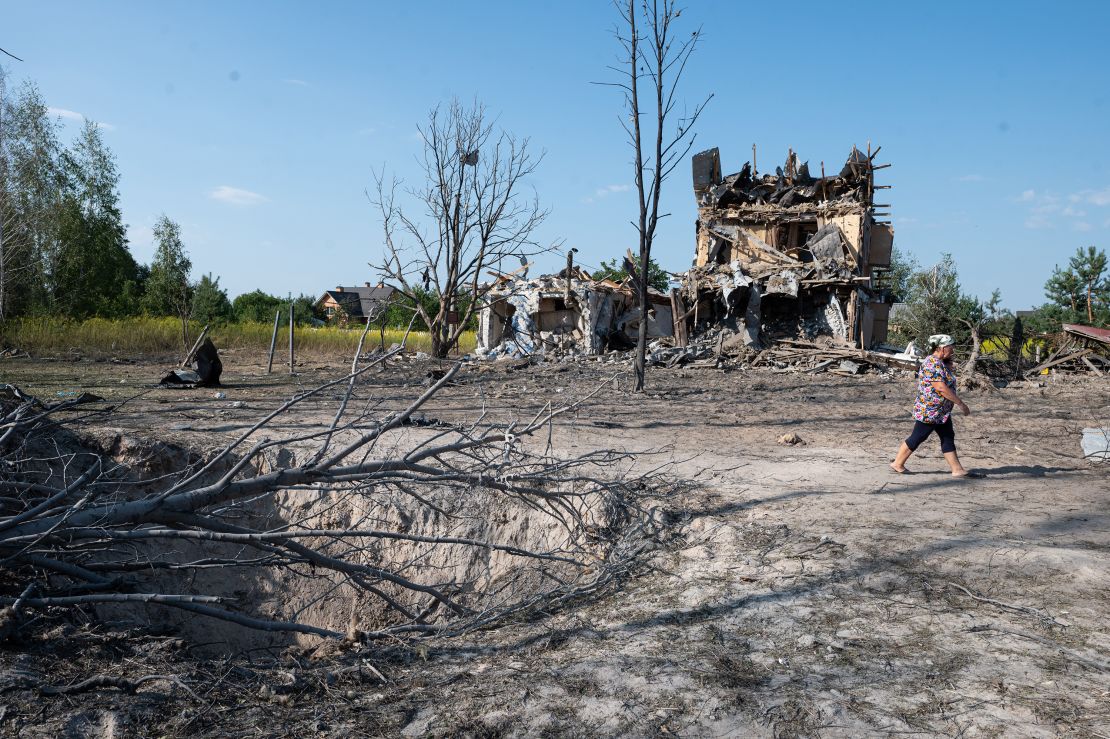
[{"xmin": 1025, "ymin": 348, "xmax": 1092, "ymax": 375}]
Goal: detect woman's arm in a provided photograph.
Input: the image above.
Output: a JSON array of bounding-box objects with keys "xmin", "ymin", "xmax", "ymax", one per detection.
[{"xmin": 931, "ymin": 381, "xmax": 970, "ymax": 415}]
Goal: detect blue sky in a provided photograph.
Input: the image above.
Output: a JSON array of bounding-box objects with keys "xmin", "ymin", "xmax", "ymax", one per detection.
[{"xmin": 4, "ymin": 0, "xmax": 1108, "ymax": 309}]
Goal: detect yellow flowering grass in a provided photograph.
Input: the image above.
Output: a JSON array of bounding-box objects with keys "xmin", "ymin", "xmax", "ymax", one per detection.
[{"xmin": 0, "ymin": 317, "xmax": 474, "ymax": 359}]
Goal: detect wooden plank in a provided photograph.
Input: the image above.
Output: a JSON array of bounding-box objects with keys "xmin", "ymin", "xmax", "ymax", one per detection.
[
  {"xmin": 1025, "ymin": 348, "xmax": 1092, "ymax": 375},
  {"xmin": 670, "ymin": 289, "xmax": 688, "ymax": 348},
  {"xmin": 267, "ymin": 310, "xmax": 280, "ymax": 374},
  {"xmin": 180, "ymin": 324, "xmax": 210, "ymax": 368}
]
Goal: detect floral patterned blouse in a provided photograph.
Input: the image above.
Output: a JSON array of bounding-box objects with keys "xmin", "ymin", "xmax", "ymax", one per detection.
[{"xmin": 913, "ymin": 354, "xmax": 956, "ymax": 424}]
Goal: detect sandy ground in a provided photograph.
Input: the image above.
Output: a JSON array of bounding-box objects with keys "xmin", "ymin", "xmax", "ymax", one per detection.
[{"xmin": 0, "ymin": 351, "xmax": 1108, "ymax": 737}]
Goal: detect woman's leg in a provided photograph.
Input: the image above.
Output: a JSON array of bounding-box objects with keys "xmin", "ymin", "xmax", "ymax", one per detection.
[
  {"xmin": 936, "ymin": 419, "xmax": 968, "ymax": 476},
  {"xmin": 890, "ymin": 442, "xmax": 913, "ymax": 472},
  {"xmin": 892, "ymin": 422, "xmax": 932, "ymax": 472}
]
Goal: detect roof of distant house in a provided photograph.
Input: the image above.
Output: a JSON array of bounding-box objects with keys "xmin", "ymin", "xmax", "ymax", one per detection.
[
  {"xmin": 318, "ymin": 284, "xmax": 397, "ymax": 318},
  {"xmin": 1063, "ymin": 322, "xmax": 1110, "ymax": 346}
]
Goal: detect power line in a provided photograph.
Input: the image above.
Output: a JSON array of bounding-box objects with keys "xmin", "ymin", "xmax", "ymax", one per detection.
[{"xmin": 0, "ymin": 46, "xmax": 24, "ymax": 62}]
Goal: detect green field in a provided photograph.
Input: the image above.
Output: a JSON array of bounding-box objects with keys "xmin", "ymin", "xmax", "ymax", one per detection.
[{"xmin": 0, "ymin": 317, "xmax": 475, "ymax": 359}]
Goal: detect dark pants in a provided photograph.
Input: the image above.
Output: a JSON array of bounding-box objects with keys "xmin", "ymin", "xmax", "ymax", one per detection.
[{"xmin": 905, "ymin": 419, "xmax": 956, "ymax": 454}]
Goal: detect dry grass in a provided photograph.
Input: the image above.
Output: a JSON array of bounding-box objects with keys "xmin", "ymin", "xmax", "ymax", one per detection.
[{"xmin": 0, "ymin": 317, "xmax": 476, "ymax": 358}]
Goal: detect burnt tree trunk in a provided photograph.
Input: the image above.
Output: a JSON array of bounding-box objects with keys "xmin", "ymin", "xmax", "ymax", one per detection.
[{"xmin": 961, "ymin": 319, "xmax": 982, "ymax": 377}]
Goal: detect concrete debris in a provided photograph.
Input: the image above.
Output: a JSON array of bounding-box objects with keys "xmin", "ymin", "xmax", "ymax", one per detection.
[
  {"xmin": 476, "ymin": 269, "xmax": 673, "ymax": 359},
  {"xmin": 682, "ymin": 144, "xmax": 895, "ymax": 351},
  {"xmin": 838, "ymin": 359, "xmax": 862, "ymax": 375},
  {"xmin": 1081, "ymin": 428, "xmax": 1110, "ymax": 461}
]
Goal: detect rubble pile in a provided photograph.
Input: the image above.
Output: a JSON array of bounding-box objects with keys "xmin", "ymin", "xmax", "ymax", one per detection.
[
  {"xmin": 681, "ymin": 144, "xmax": 894, "ymax": 351},
  {"xmin": 693, "ymin": 147, "xmax": 873, "ymax": 210},
  {"xmin": 474, "ymin": 142, "xmax": 900, "ymax": 368},
  {"xmin": 475, "ymin": 269, "xmax": 674, "ymax": 360},
  {"xmin": 1024, "ymin": 324, "xmax": 1110, "ymax": 377}
]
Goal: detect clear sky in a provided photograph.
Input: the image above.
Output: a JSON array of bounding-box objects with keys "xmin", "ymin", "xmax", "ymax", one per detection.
[{"xmin": 3, "ymin": 0, "xmax": 1108, "ymax": 309}]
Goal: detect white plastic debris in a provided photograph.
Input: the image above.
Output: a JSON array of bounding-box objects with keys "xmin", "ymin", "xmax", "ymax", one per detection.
[
  {"xmin": 1081, "ymin": 428, "xmax": 1110, "ymax": 460},
  {"xmin": 214, "ymin": 391, "xmax": 226, "ymax": 399}
]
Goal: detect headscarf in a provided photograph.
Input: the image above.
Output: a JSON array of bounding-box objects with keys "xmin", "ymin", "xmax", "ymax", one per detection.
[{"xmin": 927, "ymin": 334, "xmax": 955, "ymax": 352}]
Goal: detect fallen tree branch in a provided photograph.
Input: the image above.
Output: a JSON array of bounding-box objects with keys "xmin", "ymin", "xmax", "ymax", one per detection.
[
  {"xmin": 41, "ymin": 673, "xmax": 200, "ymax": 699},
  {"xmin": 0, "ymin": 354, "xmax": 658, "ymax": 643},
  {"xmin": 947, "ymin": 582, "xmax": 1070, "ymax": 628},
  {"xmin": 968, "ymin": 624, "xmax": 1110, "ymax": 673}
]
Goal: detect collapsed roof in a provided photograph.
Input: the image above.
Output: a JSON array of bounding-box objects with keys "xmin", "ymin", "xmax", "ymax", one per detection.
[
  {"xmin": 693, "ymin": 146, "xmax": 876, "ymax": 210},
  {"xmin": 475, "ymin": 145, "xmax": 896, "ymax": 360}
]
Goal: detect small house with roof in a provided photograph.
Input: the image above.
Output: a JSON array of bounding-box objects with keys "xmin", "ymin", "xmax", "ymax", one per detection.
[{"xmin": 316, "ymin": 282, "xmax": 397, "ymax": 324}]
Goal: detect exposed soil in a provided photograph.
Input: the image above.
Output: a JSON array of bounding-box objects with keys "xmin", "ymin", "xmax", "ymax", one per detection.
[{"xmin": 0, "ymin": 351, "xmax": 1107, "ymax": 737}]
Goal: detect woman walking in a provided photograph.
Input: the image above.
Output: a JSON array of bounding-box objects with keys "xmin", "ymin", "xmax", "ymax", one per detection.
[{"xmin": 890, "ymin": 334, "xmax": 979, "ymax": 478}]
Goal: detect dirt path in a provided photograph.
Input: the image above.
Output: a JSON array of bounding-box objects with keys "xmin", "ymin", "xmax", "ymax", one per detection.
[
  {"xmin": 1, "ymin": 355, "xmax": 1108, "ymax": 736},
  {"xmin": 372, "ymin": 369, "xmax": 1106, "ymax": 737}
]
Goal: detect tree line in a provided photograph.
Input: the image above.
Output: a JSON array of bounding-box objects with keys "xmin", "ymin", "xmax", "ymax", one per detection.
[
  {"xmin": 887, "ymin": 243, "xmax": 1109, "ymax": 353},
  {"xmin": 0, "ymin": 70, "xmax": 381, "ymax": 340},
  {"xmin": 0, "ymin": 71, "xmax": 144, "ymax": 321}
]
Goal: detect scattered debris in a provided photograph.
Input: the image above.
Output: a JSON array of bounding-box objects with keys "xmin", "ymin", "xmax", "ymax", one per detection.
[
  {"xmin": 1023, "ymin": 324, "xmax": 1110, "ymax": 377},
  {"xmin": 476, "ymin": 144, "xmax": 896, "ymax": 366},
  {"xmin": 838, "ymin": 360, "xmax": 862, "ymax": 375},
  {"xmin": 1081, "ymin": 428, "xmax": 1110, "ymax": 461},
  {"xmin": 475, "ymin": 266, "xmax": 674, "ymax": 358},
  {"xmin": 159, "ymin": 339, "xmax": 223, "ymax": 387}
]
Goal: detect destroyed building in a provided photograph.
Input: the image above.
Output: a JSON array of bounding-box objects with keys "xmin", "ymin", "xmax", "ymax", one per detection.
[
  {"xmin": 475, "ymin": 268, "xmax": 674, "ymax": 358},
  {"xmin": 475, "ymin": 144, "xmax": 896, "ymax": 360},
  {"xmin": 677, "ymin": 145, "xmax": 895, "ymax": 349}
]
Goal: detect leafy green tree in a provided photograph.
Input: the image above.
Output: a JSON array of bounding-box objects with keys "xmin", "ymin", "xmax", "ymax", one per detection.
[
  {"xmin": 1048, "ymin": 246, "xmax": 1107, "ymax": 325},
  {"xmin": 592, "ymin": 257, "xmax": 670, "ymax": 292},
  {"xmin": 117, "ymin": 262, "xmax": 148, "ymax": 316},
  {"xmin": 292, "ymin": 294, "xmax": 318, "ymax": 325},
  {"xmin": 144, "ymin": 215, "xmax": 192, "ymax": 346},
  {"xmin": 191, "ymin": 273, "xmax": 233, "ymax": 324},
  {"xmin": 881, "ymin": 245, "xmax": 920, "ymax": 302},
  {"xmin": 232, "ymin": 289, "xmax": 283, "ymax": 323},
  {"xmin": 1044, "ymin": 265, "xmax": 1082, "ymax": 319},
  {"xmin": 2, "ymin": 78, "xmax": 141, "ymax": 320},
  {"xmin": 896, "ymin": 254, "xmax": 988, "ymax": 348},
  {"xmin": 0, "ymin": 75, "xmax": 62, "ymax": 318},
  {"xmin": 51, "ymin": 121, "xmax": 140, "ymax": 317}
]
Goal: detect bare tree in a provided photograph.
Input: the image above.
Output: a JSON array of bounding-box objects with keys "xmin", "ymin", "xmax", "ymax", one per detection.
[
  {"xmin": 0, "ymin": 345, "xmax": 654, "ymax": 642},
  {"xmin": 606, "ymin": 0, "xmax": 710, "ymax": 392},
  {"xmin": 371, "ymin": 99, "xmax": 551, "ymax": 359}
]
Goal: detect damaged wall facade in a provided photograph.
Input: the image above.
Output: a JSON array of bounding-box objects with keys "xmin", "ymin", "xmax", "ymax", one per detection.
[
  {"xmin": 680, "ymin": 145, "xmax": 895, "ymax": 349},
  {"xmin": 476, "ymin": 269, "xmax": 674, "ymax": 358}
]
